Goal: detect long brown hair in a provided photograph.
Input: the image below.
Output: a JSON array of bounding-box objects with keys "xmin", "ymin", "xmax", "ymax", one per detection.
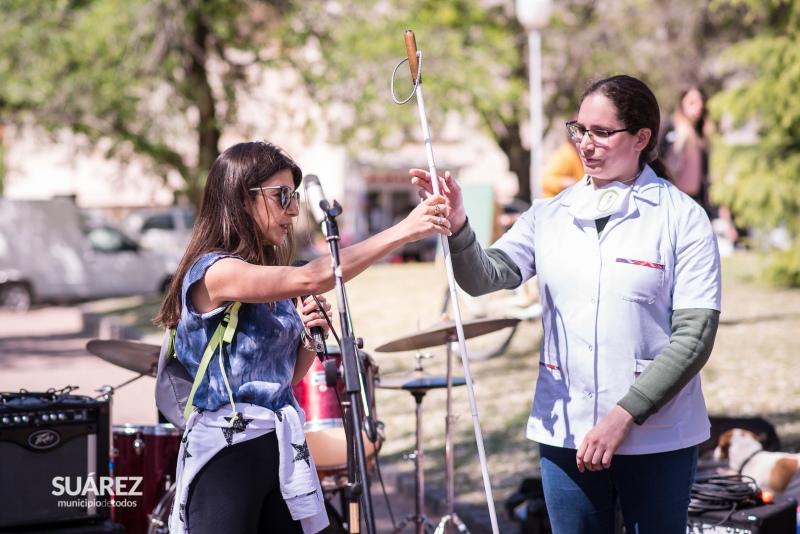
[
  {"xmin": 581, "ymin": 75, "xmax": 674, "ymax": 182},
  {"xmin": 673, "ymin": 85, "xmax": 715, "ymax": 150},
  {"xmin": 154, "ymin": 141, "xmax": 302, "ymax": 328}
]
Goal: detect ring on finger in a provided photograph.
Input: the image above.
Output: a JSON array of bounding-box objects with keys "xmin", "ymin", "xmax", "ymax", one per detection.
[
  {"xmin": 433, "ymin": 204, "xmax": 440, "ymax": 215},
  {"xmin": 437, "ymin": 214, "xmax": 443, "ymax": 226}
]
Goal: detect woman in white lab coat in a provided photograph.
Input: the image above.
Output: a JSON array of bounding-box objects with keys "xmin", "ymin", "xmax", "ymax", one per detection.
[{"xmin": 410, "ymin": 75, "xmax": 721, "ymax": 533}]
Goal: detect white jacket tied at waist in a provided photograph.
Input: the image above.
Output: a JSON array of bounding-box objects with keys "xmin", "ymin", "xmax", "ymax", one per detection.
[{"xmin": 170, "ymin": 403, "xmax": 329, "ymax": 533}]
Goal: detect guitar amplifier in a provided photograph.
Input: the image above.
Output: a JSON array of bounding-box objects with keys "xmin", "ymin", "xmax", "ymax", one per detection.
[
  {"xmin": 687, "ymin": 497, "xmax": 797, "ymax": 533},
  {"xmin": 0, "ymin": 390, "xmax": 111, "ymax": 531}
]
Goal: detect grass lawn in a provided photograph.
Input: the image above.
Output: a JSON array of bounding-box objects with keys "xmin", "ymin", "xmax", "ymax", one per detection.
[
  {"xmin": 329, "ymin": 251, "xmax": 800, "ymax": 506},
  {"xmin": 88, "ymin": 250, "xmax": 800, "ymax": 508}
]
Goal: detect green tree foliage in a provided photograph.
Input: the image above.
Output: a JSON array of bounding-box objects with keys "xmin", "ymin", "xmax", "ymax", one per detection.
[
  {"xmin": 284, "ymin": 0, "xmax": 747, "ymax": 202},
  {"xmin": 708, "ymin": 0, "xmax": 800, "ymax": 286},
  {"xmin": 282, "ymin": 0, "xmax": 534, "ymax": 197},
  {"xmin": 0, "ymin": 0, "xmax": 294, "ymax": 205}
]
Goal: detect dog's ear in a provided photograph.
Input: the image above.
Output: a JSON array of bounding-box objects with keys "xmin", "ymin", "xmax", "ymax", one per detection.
[
  {"xmin": 715, "ymin": 430, "xmax": 734, "ymax": 459},
  {"xmin": 718, "ymin": 429, "xmax": 734, "ymax": 445},
  {"xmin": 740, "ymin": 429, "xmax": 763, "ymax": 443}
]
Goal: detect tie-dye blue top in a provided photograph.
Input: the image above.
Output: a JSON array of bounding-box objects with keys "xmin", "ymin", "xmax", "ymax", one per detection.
[{"xmin": 175, "ymin": 253, "xmax": 303, "ymax": 412}]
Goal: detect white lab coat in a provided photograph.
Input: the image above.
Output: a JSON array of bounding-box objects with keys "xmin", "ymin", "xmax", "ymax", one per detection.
[{"xmin": 494, "ymin": 165, "xmax": 721, "ymax": 454}]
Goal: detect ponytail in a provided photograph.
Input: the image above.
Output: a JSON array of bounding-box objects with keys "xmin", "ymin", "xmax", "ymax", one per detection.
[{"xmin": 645, "ymin": 155, "xmax": 674, "ymax": 184}]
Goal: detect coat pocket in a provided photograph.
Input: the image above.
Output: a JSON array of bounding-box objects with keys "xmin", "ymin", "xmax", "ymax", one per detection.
[{"xmin": 612, "ymin": 248, "xmax": 665, "ymax": 304}]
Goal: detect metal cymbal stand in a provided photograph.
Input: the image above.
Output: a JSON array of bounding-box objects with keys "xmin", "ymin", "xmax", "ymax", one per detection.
[
  {"xmin": 434, "ymin": 333, "xmax": 469, "ymax": 534},
  {"xmin": 392, "ymin": 355, "xmax": 436, "ymax": 534}
]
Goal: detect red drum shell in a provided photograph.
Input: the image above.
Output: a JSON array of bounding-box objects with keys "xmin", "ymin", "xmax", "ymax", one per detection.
[
  {"xmin": 112, "ymin": 424, "xmax": 181, "ymax": 534},
  {"xmin": 292, "ymin": 345, "xmax": 381, "ymax": 476}
]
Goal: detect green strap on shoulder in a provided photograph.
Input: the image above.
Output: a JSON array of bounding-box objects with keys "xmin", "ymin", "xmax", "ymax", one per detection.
[
  {"xmin": 183, "ymin": 302, "xmax": 242, "ymax": 422},
  {"xmin": 167, "ymin": 328, "xmax": 177, "ymax": 358}
]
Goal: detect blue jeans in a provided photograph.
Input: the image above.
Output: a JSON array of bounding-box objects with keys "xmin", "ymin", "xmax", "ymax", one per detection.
[{"xmin": 539, "ymin": 443, "xmax": 698, "ymax": 534}]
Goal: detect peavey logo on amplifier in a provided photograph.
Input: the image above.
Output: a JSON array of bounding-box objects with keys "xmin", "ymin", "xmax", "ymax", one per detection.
[{"xmin": 28, "ymin": 429, "xmax": 61, "ymax": 450}]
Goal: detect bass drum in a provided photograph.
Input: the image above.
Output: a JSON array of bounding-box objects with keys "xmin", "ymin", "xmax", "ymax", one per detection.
[
  {"xmin": 112, "ymin": 423, "xmax": 181, "ymax": 534},
  {"xmin": 148, "ymin": 484, "xmax": 346, "ymax": 533}
]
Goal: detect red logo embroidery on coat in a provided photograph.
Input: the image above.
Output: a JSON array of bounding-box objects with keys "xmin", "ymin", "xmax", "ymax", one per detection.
[
  {"xmin": 539, "ymin": 362, "xmax": 560, "ymax": 370},
  {"xmin": 616, "ymin": 258, "xmax": 665, "ymax": 270}
]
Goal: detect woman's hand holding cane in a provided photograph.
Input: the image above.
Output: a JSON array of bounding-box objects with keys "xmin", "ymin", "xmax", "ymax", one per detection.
[
  {"xmin": 409, "ymin": 169, "xmax": 467, "ymax": 234},
  {"xmin": 398, "ymin": 194, "xmax": 453, "ymax": 239}
]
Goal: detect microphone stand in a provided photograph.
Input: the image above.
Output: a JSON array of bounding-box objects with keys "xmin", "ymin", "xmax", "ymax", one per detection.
[{"xmin": 321, "ymin": 199, "xmax": 376, "ymax": 534}]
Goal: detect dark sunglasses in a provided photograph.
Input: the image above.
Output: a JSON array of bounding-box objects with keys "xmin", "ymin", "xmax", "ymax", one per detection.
[{"xmin": 249, "ymin": 185, "xmax": 300, "ymax": 210}]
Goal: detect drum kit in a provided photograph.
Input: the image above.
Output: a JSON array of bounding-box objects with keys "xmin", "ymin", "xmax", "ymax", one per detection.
[
  {"xmin": 375, "ymin": 317, "xmax": 518, "ymax": 534},
  {"xmin": 83, "ymin": 315, "xmax": 518, "ymax": 534}
]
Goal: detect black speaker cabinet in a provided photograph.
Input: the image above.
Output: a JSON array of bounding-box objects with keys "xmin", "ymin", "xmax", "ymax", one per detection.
[
  {"xmin": 687, "ymin": 497, "xmax": 797, "ymax": 533},
  {"xmin": 0, "ymin": 391, "xmax": 111, "ymax": 531}
]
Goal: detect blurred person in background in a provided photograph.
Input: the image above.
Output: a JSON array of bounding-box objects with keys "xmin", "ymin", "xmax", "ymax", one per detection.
[
  {"xmin": 154, "ymin": 140, "xmax": 451, "ymax": 534},
  {"xmin": 411, "ymin": 75, "xmax": 721, "ymax": 533},
  {"xmin": 659, "ymin": 85, "xmax": 739, "ymax": 248},
  {"xmin": 541, "ymin": 122, "xmax": 585, "ymax": 198}
]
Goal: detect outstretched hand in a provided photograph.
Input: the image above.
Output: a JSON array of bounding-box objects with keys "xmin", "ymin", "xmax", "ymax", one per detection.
[
  {"xmin": 409, "ymin": 169, "xmax": 466, "ymax": 234},
  {"xmin": 396, "ymin": 194, "xmax": 452, "ymax": 241},
  {"xmin": 576, "ymin": 405, "xmax": 635, "ymax": 472}
]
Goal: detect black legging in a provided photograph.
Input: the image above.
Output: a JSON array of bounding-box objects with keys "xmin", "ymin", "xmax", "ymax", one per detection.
[{"xmin": 185, "ymin": 432, "xmax": 303, "ymax": 533}]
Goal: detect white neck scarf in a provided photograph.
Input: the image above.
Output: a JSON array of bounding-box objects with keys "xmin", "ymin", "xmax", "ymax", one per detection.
[{"xmin": 568, "ymin": 178, "xmax": 634, "ymax": 221}]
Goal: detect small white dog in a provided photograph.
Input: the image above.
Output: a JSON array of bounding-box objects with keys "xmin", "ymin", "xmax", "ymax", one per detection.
[{"xmin": 714, "ymin": 428, "xmax": 800, "ymax": 494}]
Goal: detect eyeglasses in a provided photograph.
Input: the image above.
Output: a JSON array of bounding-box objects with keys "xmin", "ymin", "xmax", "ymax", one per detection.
[
  {"xmin": 566, "ymin": 120, "xmax": 640, "ymax": 144},
  {"xmin": 249, "ymin": 185, "xmax": 300, "ymax": 210}
]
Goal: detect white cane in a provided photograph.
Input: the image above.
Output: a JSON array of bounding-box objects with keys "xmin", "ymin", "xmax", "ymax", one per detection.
[{"xmin": 391, "ymin": 30, "xmax": 500, "ymax": 534}]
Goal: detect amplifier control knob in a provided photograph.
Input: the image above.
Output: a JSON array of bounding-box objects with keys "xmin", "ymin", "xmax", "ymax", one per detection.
[
  {"xmin": 13, "ymin": 416, "xmax": 21, "ymax": 423},
  {"xmin": 1, "ymin": 417, "xmax": 9, "ymax": 425},
  {"xmin": 58, "ymin": 413, "xmax": 66, "ymax": 421},
  {"xmin": 21, "ymin": 415, "xmax": 30, "ymax": 423}
]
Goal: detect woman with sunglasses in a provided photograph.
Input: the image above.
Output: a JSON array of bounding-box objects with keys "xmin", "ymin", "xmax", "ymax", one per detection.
[
  {"xmin": 154, "ymin": 141, "xmax": 451, "ymax": 534},
  {"xmin": 411, "ymin": 75, "xmax": 721, "ymax": 533}
]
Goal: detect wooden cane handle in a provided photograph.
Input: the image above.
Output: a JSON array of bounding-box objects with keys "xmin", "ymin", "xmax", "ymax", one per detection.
[{"xmin": 405, "ymin": 30, "xmax": 420, "ymax": 83}]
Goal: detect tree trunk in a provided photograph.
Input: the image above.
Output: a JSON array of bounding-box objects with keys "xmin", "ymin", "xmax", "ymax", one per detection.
[
  {"xmin": 498, "ymin": 122, "xmax": 532, "ymax": 204},
  {"xmin": 187, "ymin": 8, "xmax": 220, "ymax": 208}
]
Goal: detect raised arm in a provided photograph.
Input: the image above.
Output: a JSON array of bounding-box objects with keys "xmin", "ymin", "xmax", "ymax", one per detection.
[{"xmin": 194, "ymin": 194, "xmax": 452, "ymax": 310}]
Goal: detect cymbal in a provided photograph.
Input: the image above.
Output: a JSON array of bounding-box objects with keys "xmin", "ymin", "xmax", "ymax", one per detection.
[
  {"xmin": 377, "ymin": 370, "xmax": 466, "ymax": 391},
  {"xmin": 374, "ymin": 317, "xmax": 520, "ymax": 352},
  {"xmin": 85, "ymin": 339, "xmax": 160, "ymax": 376}
]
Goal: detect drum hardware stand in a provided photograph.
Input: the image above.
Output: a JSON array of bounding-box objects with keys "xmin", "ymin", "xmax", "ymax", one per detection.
[
  {"xmin": 321, "ymin": 198, "xmax": 377, "ymax": 534},
  {"xmin": 95, "ymin": 373, "xmax": 149, "ymax": 432},
  {"xmin": 394, "ymin": 354, "xmax": 437, "ymax": 534},
  {"xmin": 433, "ymin": 333, "xmax": 471, "ymax": 534},
  {"xmin": 391, "ymin": 30, "xmax": 499, "ymax": 533},
  {"xmin": 95, "ymin": 372, "xmax": 149, "ymax": 400}
]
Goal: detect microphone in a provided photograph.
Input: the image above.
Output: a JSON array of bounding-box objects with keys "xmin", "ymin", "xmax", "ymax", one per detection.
[
  {"xmin": 290, "ymin": 260, "xmax": 326, "ymax": 355},
  {"xmin": 303, "ymin": 174, "xmax": 327, "ymax": 234}
]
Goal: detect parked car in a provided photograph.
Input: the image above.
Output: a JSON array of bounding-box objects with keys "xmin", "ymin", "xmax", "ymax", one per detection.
[
  {"xmin": 124, "ymin": 207, "xmax": 195, "ymax": 253},
  {"xmin": 0, "ymin": 199, "xmax": 173, "ymax": 312},
  {"xmin": 122, "ymin": 206, "xmax": 195, "ymax": 275}
]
